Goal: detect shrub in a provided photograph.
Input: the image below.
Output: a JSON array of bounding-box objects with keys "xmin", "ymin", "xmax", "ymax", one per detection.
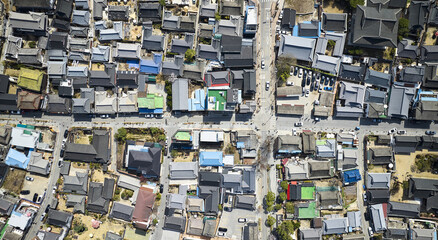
[
  {"xmin": 28, "ymin": 41, "xmax": 36, "ymax": 48},
  {"xmin": 274, "ymin": 204, "xmax": 282, "ymax": 211},
  {"xmin": 285, "ymin": 202, "xmax": 294, "ymax": 213},
  {"xmin": 185, "ymin": 49, "xmax": 196, "ymax": 63},
  {"xmin": 115, "ymin": 128, "xmax": 127, "ymax": 143},
  {"xmin": 267, "ymin": 215, "xmax": 275, "ymax": 228},
  {"xmin": 280, "ymin": 181, "xmax": 289, "ymax": 191}
]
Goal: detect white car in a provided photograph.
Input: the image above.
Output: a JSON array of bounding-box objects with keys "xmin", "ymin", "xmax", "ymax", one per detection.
[
  {"xmin": 298, "ymin": 69, "xmax": 303, "ymax": 78},
  {"xmin": 388, "ymin": 128, "xmax": 397, "ymax": 134},
  {"xmin": 292, "ymin": 128, "xmax": 297, "ymax": 136},
  {"xmin": 286, "ymin": 81, "xmax": 294, "ymax": 86},
  {"xmin": 238, "ymin": 218, "xmax": 248, "ymax": 223},
  {"xmin": 266, "ymin": 81, "xmax": 270, "ymax": 90},
  {"xmin": 261, "ymin": 59, "xmax": 265, "ymax": 69},
  {"xmin": 295, "ymin": 122, "xmax": 303, "ymax": 127},
  {"xmin": 305, "ymin": 89, "xmax": 310, "ymax": 97}
]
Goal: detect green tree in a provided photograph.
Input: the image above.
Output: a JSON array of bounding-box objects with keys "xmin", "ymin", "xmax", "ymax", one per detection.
[
  {"xmin": 348, "ymin": 0, "xmax": 364, "ymax": 8},
  {"xmin": 218, "ymin": 204, "xmax": 223, "ymax": 211},
  {"xmin": 265, "ymin": 191, "xmax": 276, "ymax": 210},
  {"xmin": 185, "ymin": 49, "xmax": 196, "ymax": 63},
  {"xmin": 28, "ymin": 41, "xmax": 37, "ymax": 48},
  {"xmin": 152, "ymin": 219, "xmax": 159, "ymax": 225},
  {"xmin": 171, "ymin": 149, "xmax": 178, "ymax": 158},
  {"xmin": 285, "ymin": 202, "xmax": 294, "ymax": 213},
  {"xmin": 267, "ymin": 215, "xmax": 276, "ymax": 228},
  {"xmin": 274, "ymin": 204, "xmax": 282, "ymax": 211},
  {"xmin": 156, "ymin": 193, "xmax": 162, "ymax": 201},
  {"xmin": 115, "ymin": 128, "xmax": 127, "ymax": 143},
  {"xmin": 280, "ymin": 181, "xmax": 289, "ymax": 191},
  {"xmin": 276, "ymin": 220, "xmax": 300, "ymax": 240},
  {"xmin": 398, "ymin": 18, "xmax": 410, "ymax": 41},
  {"xmin": 159, "ymin": 0, "xmax": 166, "ymax": 6},
  {"xmin": 215, "ymin": 12, "xmax": 221, "ymax": 21},
  {"xmin": 279, "ymin": 192, "xmax": 287, "ymax": 202}
]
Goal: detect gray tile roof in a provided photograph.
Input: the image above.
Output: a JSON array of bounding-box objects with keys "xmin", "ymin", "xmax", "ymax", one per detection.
[
  {"xmin": 115, "ymin": 43, "xmax": 141, "ymax": 59},
  {"xmin": 351, "ymin": 5, "xmax": 401, "ymax": 48},
  {"xmin": 312, "ymin": 54, "xmax": 341, "ymax": 75},
  {"xmin": 99, "ymin": 21, "xmax": 123, "ymax": 41},
  {"xmin": 109, "ymin": 202, "xmax": 134, "ymax": 222},
  {"xmin": 172, "ymin": 79, "xmax": 189, "ymax": 111},
  {"xmin": 415, "ymin": 100, "xmax": 438, "ymax": 121},
  {"xmin": 278, "ymin": 35, "xmax": 316, "ymax": 62},
  {"xmin": 72, "ymin": 10, "xmax": 90, "ymax": 26},
  {"xmin": 420, "ymin": 45, "xmax": 438, "ymax": 63},
  {"xmin": 63, "ymin": 171, "xmax": 88, "ymax": 194},
  {"xmin": 370, "ymin": 204, "xmax": 387, "ymax": 232},
  {"xmin": 339, "ymin": 81, "xmax": 366, "ymax": 108},
  {"xmin": 171, "ymin": 33, "xmax": 194, "ymax": 55},
  {"xmin": 397, "ymin": 39, "xmax": 419, "ymax": 59},
  {"xmin": 399, "ymin": 66, "xmax": 425, "ymax": 84},
  {"xmin": 408, "ymin": 1, "xmax": 429, "ymax": 30},
  {"xmin": 142, "ymin": 27, "xmax": 165, "ymax": 51},
  {"xmin": 387, "ymin": 85, "xmax": 415, "ymax": 119},
  {"xmin": 169, "ymin": 161, "xmax": 198, "ymax": 179},
  {"xmin": 364, "ymin": 68, "xmax": 391, "ymax": 88},
  {"xmin": 322, "ymin": 218, "xmax": 348, "ymax": 235},
  {"xmin": 322, "ymin": 13, "xmax": 347, "ymax": 32},
  {"xmin": 365, "ymin": 88, "xmax": 386, "ymax": 104},
  {"xmin": 366, "ymin": 172, "xmax": 391, "ymax": 189},
  {"xmin": 9, "ymin": 12, "xmax": 48, "ymax": 35}
]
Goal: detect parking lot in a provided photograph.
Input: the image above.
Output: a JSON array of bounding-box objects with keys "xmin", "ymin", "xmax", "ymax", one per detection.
[
  {"xmin": 21, "ymin": 172, "xmax": 49, "ymax": 203},
  {"xmin": 277, "ymin": 66, "xmax": 337, "ymax": 117},
  {"xmin": 217, "ymin": 208, "xmax": 257, "ymax": 239}
]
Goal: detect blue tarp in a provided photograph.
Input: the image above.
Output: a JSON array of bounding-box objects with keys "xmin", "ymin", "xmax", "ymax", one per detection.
[
  {"xmin": 236, "ymin": 142, "xmax": 245, "ymax": 149},
  {"xmin": 343, "ymin": 169, "xmax": 361, "ymax": 184},
  {"xmin": 139, "ymin": 108, "xmax": 164, "ymax": 114},
  {"xmin": 199, "ymin": 151, "xmax": 223, "ymax": 166},
  {"xmin": 188, "ymin": 89, "xmax": 206, "ymax": 111},
  {"xmin": 127, "ymin": 60, "xmax": 140, "ymax": 69},
  {"xmin": 140, "ymin": 53, "xmax": 162, "ymax": 74},
  {"xmin": 5, "ymin": 149, "xmax": 31, "ymax": 169}
]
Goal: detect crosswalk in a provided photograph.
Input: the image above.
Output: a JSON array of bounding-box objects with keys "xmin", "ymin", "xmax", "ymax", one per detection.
[{"xmin": 259, "ymin": 0, "xmax": 273, "ymax": 3}]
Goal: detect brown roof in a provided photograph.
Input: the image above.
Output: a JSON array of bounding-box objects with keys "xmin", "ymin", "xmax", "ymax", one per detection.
[
  {"xmin": 17, "ymin": 90, "xmax": 42, "ymax": 110},
  {"xmin": 132, "ymin": 187, "xmax": 155, "ymax": 229}
]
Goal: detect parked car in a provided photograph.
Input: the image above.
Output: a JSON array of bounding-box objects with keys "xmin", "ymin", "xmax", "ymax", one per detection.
[
  {"xmin": 426, "ymin": 130, "xmax": 436, "ymax": 135},
  {"xmin": 324, "ymin": 87, "xmax": 333, "ymax": 91},
  {"xmin": 307, "ymin": 76, "xmax": 311, "ymax": 85},
  {"xmin": 292, "ymin": 128, "xmax": 297, "ymax": 136},
  {"xmin": 26, "ymin": 176, "xmax": 34, "ymax": 181},
  {"xmin": 261, "ymin": 59, "xmax": 265, "ymax": 69},
  {"xmin": 397, "ymin": 130, "xmax": 406, "ymax": 134},
  {"xmin": 164, "ymin": 147, "xmax": 168, "ymax": 156},
  {"xmin": 266, "ymin": 81, "xmax": 270, "ymax": 90},
  {"xmin": 329, "ymin": 78, "xmax": 335, "ymax": 86},
  {"xmin": 64, "ymin": 130, "xmax": 69, "ymax": 138},
  {"xmin": 324, "ymin": 76, "xmax": 330, "ymax": 85},
  {"xmin": 388, "ymin": 128, "xmax": 397, "ymax": 134},
  {"xmin": 295, "ymin": 122, "xmax": 303, "ymax": 127},
  {"xmin": 363, "ymin": 193, "xmax": 367, "ymax": 202},
  {"xmin": 238, "ymin": 218, "xmax": 248, "ymax": 223},
  {"xmin": 321, "ymin": 75, "xmax": 325, "ymax": 83},
  {"xmin": 218, "ymin": 232, "xmax": 225, "ymax": 237},
  {"xmin": 218, "ymin": 228, "xmax": 228, "ymax": 232},
  {"xmin": 298, "ymin": 68, "xmax": 303, "ymax": 78},
  {"xmin": 224, "ymin": 207, "xmax": 232, "ymax": 212},
  {"xmin": 305, "ymin": 89, "xmax": 310, "ymax": 97},
  {"xmin": 60, "ymin": 149, "xmax": 65, "ymax": 157},
  {"xmin": 20, "ymin": 190, "xmax": 30, "ymax": 195},
  {"xmin": 286, "ymin": 81, "xmax": 294, "ymax": 86},
  {"xmin": 315, "ymin": 117, "xmax": 320, "ymax": 122},
  {"xmin": 40, "ymin": 212, "xmax": 46, "ymax": 221},
  {"xmin": 310, "ymin": 82, "xmax": 314, "ymax": 91},
  {"xmin": 32, "ymin": 193, "xmax": 38, "ymax": 202},
  {"xmin": 160, "ymin": 184, "xmax": 164, "ymax": 193}
]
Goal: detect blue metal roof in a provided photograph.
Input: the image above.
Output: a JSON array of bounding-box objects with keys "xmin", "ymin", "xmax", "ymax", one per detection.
[
  {"xmin": 199, "ymin": 151, "xmax": 223, "ymax": 166},
  {"xmin": 343, "ymin": 169, "xmax": 361, "ymax": 183},
  {"xmin": 5, "ymin": 149, "xmax": 31, "ymax": 170},
  {"xmin": 188, "ymin": 89, "xmax": 206, "ymax": 111}
]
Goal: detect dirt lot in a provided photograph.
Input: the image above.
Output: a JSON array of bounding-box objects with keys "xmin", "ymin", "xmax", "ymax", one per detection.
[
  {"xmin": 8, "ymin": 84, "xmax": 17, "ymax": 94},
  {"xmin": 91, "ymin": 169, "xmax": 116, "ymax": 183},
  {"xmin": 173, "ymin": 151, "xmax": 197, "ymax": 162},
  {"xmin": 71, "ymin": 214, "xmax": 126, "ymax": 240},
  {"xmin": 4, "ymin": 69, "xmax": 19, "ymax": 78},
  {"xmin": 21, "ymin": 172, "xmax": 49, "ymax": 200},
  {"xmin": 391, "ymin": 150, "xmax": 438, "ymax": 201},
  {"xmin": 284, "ymin": 0, "xmax": 314, "ymax": 13},
  {"xmin": 424, "ymin": 27, "xmax": 438, "ymax": 45},
  {"xmin": 74, "ymin": 132, "xmax": 91, "ymax": 145},
  {"xmin": 2, "ymin": 169, "xmax": 26, "ymax": 195},
  {"xmin": 323, "ymin": 0, "xmax": 346, "ymax": 13}
]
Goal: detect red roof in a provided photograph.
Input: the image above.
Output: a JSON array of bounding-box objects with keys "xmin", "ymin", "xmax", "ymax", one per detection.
[{"xmin": 132, "ymin": 187, "xmax": 156, "ymax": 229}]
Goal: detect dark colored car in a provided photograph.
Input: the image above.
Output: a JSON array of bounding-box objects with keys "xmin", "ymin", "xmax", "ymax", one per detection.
[
  {"xmin": 60, "ymin": 149, "xmax": 65, "ymax": 157},
  {"xmin": 306, "ymin": 76, "xmax": 311, "ymax": 85},
  {"xmin": 164, "ymin": 147, "xmax": 168, "ymax": 156},
  {"xmin": 426, "ymin": 131, "xmax": 436, "ymax": 135},
  {"xmin": 45, "ymin": 205, "xmax": 50, "ymax": 213},
  {"xmin": 218, "ymin": 228, "xmax": 228, "ymax": 232},
  {"xmin": 32, "ymin": 193, "xmax": 38, "ymax": 202},
  {"xmin": 224, "ymin": 207, "xmax": 232, "ymax": 212},
  {"xmin": 64, "ymin": 129, "xmax": 68, "ymax": 138},
  {"xmin": 159, "ymin": 184, "xmax": 164, "ymax": 193},
  {"xmin": 324, "ymin": 76, "xmax": 330, "ymax": 85},
  {"xmin": 20, "ymin": 190, "xmax": 30, "ymax": 195}
]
